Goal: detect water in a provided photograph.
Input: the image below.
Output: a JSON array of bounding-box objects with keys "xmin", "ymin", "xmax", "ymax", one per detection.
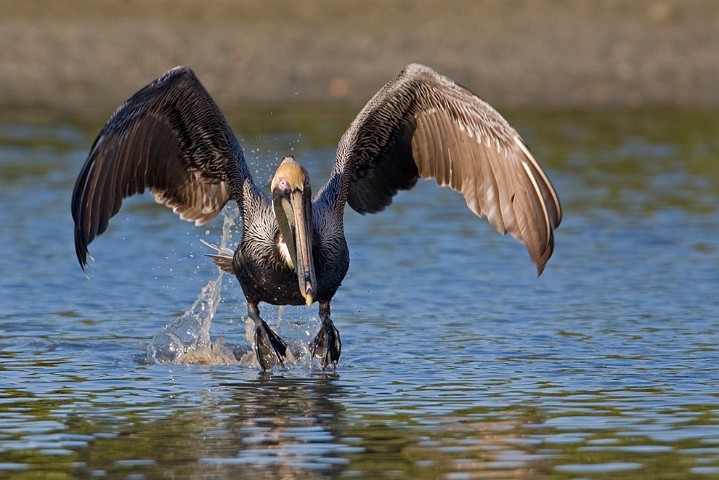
[{"xmin": 1, "ymin": 108, "xmax": 719, "ymax": 479}]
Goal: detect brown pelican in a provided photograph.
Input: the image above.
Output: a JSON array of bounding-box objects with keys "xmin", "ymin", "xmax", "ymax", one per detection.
[{"xmin": 72, "ymin": 64, "xmax": 561, "ymax": 370}]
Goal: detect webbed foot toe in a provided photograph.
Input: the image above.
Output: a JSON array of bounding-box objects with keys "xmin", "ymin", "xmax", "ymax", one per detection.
[
  {"xmin": 310, "ymin": 319, "xmax": 341, "ymax": 369},
  {"xmin": 255, "ymin": 320, "xmax": 287, "ymax": 370}
]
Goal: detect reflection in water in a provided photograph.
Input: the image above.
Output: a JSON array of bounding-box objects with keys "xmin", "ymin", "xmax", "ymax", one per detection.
[
  {"xmin": 200, "ymin": 374, "xmax": 352, "ymax": 478},
  {"xmin": 90, "ymin": 373, "xmax": 356, "ymax": 479},
  {"xmin": 0, "ymin": 369, "xmax": 353, "ymax": 478}
]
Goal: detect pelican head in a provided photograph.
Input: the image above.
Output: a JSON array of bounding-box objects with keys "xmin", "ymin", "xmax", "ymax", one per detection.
[{"xmin": 271, "ymin": 156, "xmax": 316, "ymax": 306}]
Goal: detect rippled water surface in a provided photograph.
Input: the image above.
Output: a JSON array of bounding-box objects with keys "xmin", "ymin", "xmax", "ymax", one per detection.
[{"xmin": 1, "ymin": 108, "xmax": 718, "ymax": 479}]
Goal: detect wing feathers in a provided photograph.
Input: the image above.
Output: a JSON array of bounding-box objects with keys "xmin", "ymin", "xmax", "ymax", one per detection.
[
  {"xmin": 327, "ymin": 63, "xmax": 562, "ymax": 274},
  {"xmin": 72, "ymin": 66, "xmax": 249, "ymax": 270}
]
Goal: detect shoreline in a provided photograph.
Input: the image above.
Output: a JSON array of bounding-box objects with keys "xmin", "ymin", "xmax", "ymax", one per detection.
[{"xmin": 2, "ymin": 0, "xmax": 718, "ymax": 117}]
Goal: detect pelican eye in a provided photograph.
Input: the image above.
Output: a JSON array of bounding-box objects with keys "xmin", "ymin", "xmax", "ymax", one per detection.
[{"xmin": 277, "ymin": 177, "xmax": 289, "ymax": 192}]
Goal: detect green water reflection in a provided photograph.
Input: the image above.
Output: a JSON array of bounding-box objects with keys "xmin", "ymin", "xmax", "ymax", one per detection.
[{"xmin": 2, "ymin": 374, "xmax": 718, "ymax": 479}]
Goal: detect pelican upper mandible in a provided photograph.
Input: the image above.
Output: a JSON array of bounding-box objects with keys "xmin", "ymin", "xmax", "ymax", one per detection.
[{"xmin": 72, "ymin": 64, "xmax": 562, "ymax": 370}]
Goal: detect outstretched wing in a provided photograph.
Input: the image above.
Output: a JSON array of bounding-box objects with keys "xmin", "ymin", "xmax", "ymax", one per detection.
[
  {"xmin": 72, "ymin": 66, "xmax": 256, "ymax": 271},
  {"xmin": 320, "ymin": 63, "xmax": 562, "ymax": 274}
]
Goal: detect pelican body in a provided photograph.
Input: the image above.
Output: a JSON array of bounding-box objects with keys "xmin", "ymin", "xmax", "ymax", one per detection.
[{"xmin": 72, "ymin": 64, "xmax": 561, "ymax": 369}]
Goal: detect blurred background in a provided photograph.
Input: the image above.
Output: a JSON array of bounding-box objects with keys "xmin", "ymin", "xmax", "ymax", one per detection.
[{"xmin": 1, "ymin": 0, "xmax": 718, "ymax": 119}]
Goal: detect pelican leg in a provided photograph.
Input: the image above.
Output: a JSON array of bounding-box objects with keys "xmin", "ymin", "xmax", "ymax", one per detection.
[
  {"xmin": 310, "ymin": 301, "xmax": 341, "ymax": 369},
  {"xmin": 249, "ymin": 303, "xmax": 287, "ymax": 370}
]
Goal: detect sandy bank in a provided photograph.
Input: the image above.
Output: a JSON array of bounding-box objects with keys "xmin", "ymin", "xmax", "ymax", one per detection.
[{"xmin": 1, "ymin": 0, "xmax": 718, "ymax": 117}]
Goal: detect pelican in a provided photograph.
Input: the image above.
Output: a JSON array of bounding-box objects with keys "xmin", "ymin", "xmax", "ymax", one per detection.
[{"xmin": 72, "ymin": 64, "xmax": 561, "ymax": 369}]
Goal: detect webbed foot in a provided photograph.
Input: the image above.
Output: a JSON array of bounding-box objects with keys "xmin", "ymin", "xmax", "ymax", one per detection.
[
  {"xmin": 254, "ymin": 319, "xmax": 287, "ymax": 370},
  {"xmin": 310, "ymin": 318, "xmax": 341, "ymax": 369}
]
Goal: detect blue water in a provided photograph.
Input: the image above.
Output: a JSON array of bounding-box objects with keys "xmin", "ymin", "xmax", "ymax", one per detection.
[{"xmin": 1, "ymin": 109, "xmax": 718, "ymax": 478}]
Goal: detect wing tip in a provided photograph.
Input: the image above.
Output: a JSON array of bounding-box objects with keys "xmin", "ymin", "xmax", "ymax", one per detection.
[
  {"xmin": 532, "ymin": 236, "xmax": 555, "ymax": 278},
  {"xmin": 75, "ymin": 246, "xmax": 93, "ymax": 277},
  {"xmin": 535, "ymin": 259, "xmax": 547, "ymax": 277},
  {"xmin": 75, "ymin": 243, "xmax": 93, "ymax": 276}
]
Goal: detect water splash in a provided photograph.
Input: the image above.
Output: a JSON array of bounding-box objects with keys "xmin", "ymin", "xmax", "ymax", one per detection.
[
  {"xmin": 145, "ymin": 205, "xmax": 322, "ymax": 368},
  {"xmin": 147, "ymin": 207, "xmax": 243, "ymax": 365}
]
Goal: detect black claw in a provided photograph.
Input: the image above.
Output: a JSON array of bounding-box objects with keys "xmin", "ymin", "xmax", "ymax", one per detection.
[
  {"xmin": 310, "ymin": 319, "xmax": 341, "ymax": 369},
  {"xmin": 254, "ymin": 319, "xmax": 287, "ymax": 370}
]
